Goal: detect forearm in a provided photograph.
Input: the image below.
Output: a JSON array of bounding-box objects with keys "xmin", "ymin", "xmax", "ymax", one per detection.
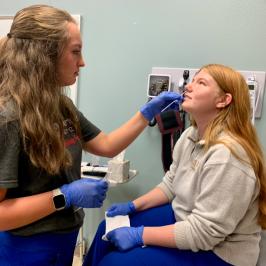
[
  {"xmin": 133, "ymin": 187, "xmax": 170, "ymax": 212},
  {"xmin": 104, "ymin": 112, "xmax": 148, "ymax": 155},
  {"xmin": 135, "ymin": 188, "xmax": 176, "ymax": 248},
  {"xmin": 143, "ymin": 224, "xmax": 176, "ymax": 248},
  {"xmin": 0, "ymin": 191, "xmax": 56, "ymax": 231},
  {"xmin": 84, "ymin": 112, "xmax": 148, "ymax": 157}
]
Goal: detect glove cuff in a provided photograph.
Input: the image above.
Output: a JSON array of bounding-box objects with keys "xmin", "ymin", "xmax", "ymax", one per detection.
[
  {"xmin": 140, "ymin": 105, "xmax": 153, "ymax": 122},
  {"xmin": 137, "ymin": 225, "xmax": 144, "ymax": 246},
  {"xmin": 128, "ymin": 201, "xmax": 136, "ymax": 214}
]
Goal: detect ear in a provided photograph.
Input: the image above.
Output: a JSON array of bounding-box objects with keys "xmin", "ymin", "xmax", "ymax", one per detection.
[{"xmin": 216, "ymin": 93, "xmax": 232, "ymax": 109}]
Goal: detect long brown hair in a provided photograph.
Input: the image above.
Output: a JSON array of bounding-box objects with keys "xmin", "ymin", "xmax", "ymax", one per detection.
[
  {"xmin": 191, "ymin": 64, "xmax": 266, "ymax": 228},
  {"xmin": 0, "ymin": 5, "xmax": 80, "ymax": 174}
]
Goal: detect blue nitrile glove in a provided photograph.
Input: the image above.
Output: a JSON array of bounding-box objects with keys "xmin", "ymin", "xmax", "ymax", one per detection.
[
  {"xmin": 140, "ymin": 91, "xmax": 183, "ymax": 121},
  {"xmin": 60, "ymin": 178, "xmax": 108, "ymax": 208},
  {"xmin": 106, "ymin": 201, "xmax": 136, "ymax": 217},
  {"xmin": 106, "ymin": 226, "xmax": 144, "ymax": 251}
]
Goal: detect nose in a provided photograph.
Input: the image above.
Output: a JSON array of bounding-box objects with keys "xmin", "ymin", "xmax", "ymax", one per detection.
[
  {"xmin": 185, "ymin": 82, "xmax": 192, "ymax": 92},
  {"xmin": 79, "ymin": 55, "xmax": 85, "ymax": 67}
]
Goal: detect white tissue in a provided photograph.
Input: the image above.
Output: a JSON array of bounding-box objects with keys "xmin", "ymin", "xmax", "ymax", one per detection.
[
  {"xmin": 114, "ymin": 150, "xmax": 126, "ymax": 162},
  {"xmin": 102, "ymin": 212, "xmax": 130, "ymax": 241}
]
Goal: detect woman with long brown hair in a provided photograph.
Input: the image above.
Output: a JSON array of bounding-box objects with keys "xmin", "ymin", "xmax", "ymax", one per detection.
[{"xmin": 0, "ymin": 5, "xmax": 182, "ymax": 265}]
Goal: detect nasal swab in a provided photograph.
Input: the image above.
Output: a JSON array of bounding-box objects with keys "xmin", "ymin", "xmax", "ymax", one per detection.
[
  {"xmin": 161, "ymin": 100, "xmax": 178, "ymax": 112},
  {"xmin": 161, "ymin": 91, "xmax": 186, "ymax": 113}
]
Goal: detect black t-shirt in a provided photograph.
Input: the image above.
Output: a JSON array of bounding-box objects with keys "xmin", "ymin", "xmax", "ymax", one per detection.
[{"xmin": 0, "ymin": 103, "xmax": 100, "ymax": 236}]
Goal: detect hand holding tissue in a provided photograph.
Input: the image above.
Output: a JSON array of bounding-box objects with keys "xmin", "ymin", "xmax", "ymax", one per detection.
[
  {"xmin": 60, "ymin": 178, "xmax": 108, "ymax": 208},
  {"xmin": 106, "ymin": 226, "xmax": 144, "ymax": 251},
  {"xmin": 102, "ymin": 212, "xmax": 130, "ymax": 241}
]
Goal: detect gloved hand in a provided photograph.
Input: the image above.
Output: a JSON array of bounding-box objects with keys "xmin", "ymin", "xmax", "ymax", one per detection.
[
  {"xmin": 106, "ymin": 201, "xmax": 136, "ymax": 217},
  {"xmin": 60, "ymin": 178, "xmax": 108, "ymax": 208},
  {"xmin": 140, "ymin": 91, "xmax": 183, "ymax": 121},
  {"xmin": 106, "ymin": 226, "xmax": 144, "ymax": 251}
]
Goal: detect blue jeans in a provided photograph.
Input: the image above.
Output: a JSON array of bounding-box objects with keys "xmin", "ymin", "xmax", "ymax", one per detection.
[
  {"xmin": 83, "ymin": 204, "xmax": 232, "ymax": 266},
  {"xmin": 0, "ymin": 229, "xmax": 79, "ymax": 266}
]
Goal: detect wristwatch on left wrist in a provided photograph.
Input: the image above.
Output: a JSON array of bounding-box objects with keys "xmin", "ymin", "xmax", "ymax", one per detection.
[{"xmin": 52, "ymin": 188, "xmax": 66, "ymax": 211}]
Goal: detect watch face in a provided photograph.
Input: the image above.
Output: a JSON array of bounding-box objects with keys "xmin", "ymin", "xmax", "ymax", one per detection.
[{"xmin": 54, "ymin": 194, "xmax": 65, "ymax": 209}]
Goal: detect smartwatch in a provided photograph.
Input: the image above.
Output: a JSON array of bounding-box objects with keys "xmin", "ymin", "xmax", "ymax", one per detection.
[{"xmin": 52, "ymin": 188, "xmax": 66, "ymax": 211}]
